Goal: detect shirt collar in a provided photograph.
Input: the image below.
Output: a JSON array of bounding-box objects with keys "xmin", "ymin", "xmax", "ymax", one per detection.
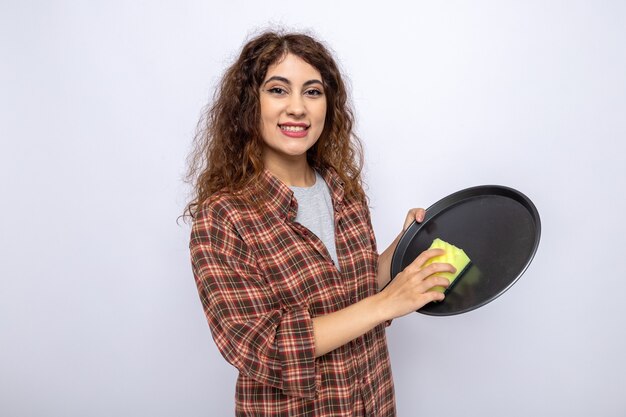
[
  {"xmin": 319, "ymin": 166, "xmax": 345, "ymax": 207},
  {"xmin": 256, "ymin": 166, "xmax": 345, "ymax": 220}
]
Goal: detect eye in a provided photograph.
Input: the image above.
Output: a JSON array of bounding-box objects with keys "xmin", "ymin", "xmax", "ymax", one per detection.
[
  {"xmin": 305, "ymin": 88, "xmax": 324, "ymax": 97},
  {"xmin": 267, "ymin": 87, "xmax": 287, "ymax": 95}
]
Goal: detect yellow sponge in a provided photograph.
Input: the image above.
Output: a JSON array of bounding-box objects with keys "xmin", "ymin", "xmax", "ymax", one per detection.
[{"xmin": 423, "ymin": 238, "xmax": 471, "ymax": 293}]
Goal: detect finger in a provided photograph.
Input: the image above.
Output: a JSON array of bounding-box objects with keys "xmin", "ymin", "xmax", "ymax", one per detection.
[
  {"xmin": 403, "ymin": 208, "xmax": 425, "ymax": 230},
  {"xmin": 407, "ymin": 248, "xmax": 446, "ymax": 270},
  {"xmin": 414, "ymin": 208, "xmax": 425, "ymax": 223},
  {"xmin": 419, "ymin": 262, "xmax": 457, "ymax": 278},
  {"xmin": 421, "ymin": 275, "xmax": 452, "ymax": 291},
  {"xmin": 417, "ymin": 290, "xmax": 446, "ymax": 307}
]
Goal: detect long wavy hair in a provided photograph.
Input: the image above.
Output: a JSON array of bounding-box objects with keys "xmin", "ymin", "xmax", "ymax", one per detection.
[{"xmin": 184, "ymin": 30, "xmax": 366, "ymax": 220}]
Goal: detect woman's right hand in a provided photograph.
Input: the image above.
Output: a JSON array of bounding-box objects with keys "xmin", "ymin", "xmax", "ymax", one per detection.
[
  {"xmin": 312, "ymin": 248, "xmax": 456, "ymax": 356},
  {"xmin": 374, "ymin": 248, "xmax": 456, "ymax": 321}
]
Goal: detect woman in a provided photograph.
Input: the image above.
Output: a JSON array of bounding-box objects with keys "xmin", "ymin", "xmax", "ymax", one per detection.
[{"xmin": 185, "ymin": 30, "xmax": 455, "ymax": 416}]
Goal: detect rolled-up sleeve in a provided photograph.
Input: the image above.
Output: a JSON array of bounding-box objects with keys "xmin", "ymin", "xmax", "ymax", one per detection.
[{"xmin": 190, "ymin": 203, "xmax": 318, "ymax": 399}]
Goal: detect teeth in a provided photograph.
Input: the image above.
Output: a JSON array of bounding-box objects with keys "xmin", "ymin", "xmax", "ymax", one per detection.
[{"xmin": 280, "ymin": 125, "xmax": 307, "ymax": 132}]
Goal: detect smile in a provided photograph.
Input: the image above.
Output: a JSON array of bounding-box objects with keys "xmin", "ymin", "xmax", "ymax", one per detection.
[{"xmin": 279, "ymin": 124, "xmax": 309, "ymax": 132}]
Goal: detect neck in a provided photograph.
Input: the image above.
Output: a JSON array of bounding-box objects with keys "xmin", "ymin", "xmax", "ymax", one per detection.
[{"xmin": 263, "ymin": 154, "xmax": 316, "ymax": 187}]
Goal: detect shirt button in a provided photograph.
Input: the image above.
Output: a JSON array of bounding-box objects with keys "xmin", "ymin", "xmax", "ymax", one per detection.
[{"xmin": 355, "ymin": 337, "xmax": 362, "ymax": 345}]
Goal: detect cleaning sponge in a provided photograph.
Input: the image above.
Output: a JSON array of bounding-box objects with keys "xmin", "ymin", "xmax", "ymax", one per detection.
[{"xmin": 423, "ymin": 238, "xmax": 472, "ymax": 294}]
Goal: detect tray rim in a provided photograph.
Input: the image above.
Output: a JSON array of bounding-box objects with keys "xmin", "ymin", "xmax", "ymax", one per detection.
[{"xmin": 389, "ymin": 184, "xmax": 541, "ymax": 316}]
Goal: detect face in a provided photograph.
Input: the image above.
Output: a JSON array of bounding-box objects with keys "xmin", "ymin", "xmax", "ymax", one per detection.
[{"xmin": 259, "ymin": 53, "xmax": 327, "ymax": 167}]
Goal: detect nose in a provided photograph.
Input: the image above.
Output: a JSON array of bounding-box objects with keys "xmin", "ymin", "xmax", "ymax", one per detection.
[{"xmin": 286, "ymin": 94, "xmax": 306, "ymax": 118}]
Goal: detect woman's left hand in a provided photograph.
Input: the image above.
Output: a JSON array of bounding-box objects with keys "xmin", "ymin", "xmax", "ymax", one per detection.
[
  {"xmin": 402, "ymin": 208, "xmax": 425, "ymax": 232},
  {"xmin": 376, "ymin": 207, "xmax": 427, "ymax": 293}
]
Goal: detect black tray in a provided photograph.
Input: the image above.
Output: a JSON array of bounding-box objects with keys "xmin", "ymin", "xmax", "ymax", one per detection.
[{"xmin": 390, "ymin": 185, "xmax": 541, "ymax": 316}]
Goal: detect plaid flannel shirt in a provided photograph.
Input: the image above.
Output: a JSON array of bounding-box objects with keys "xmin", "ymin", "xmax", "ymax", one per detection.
[{"xmin": 190, "ymin": 167, "xmax": 395, "ymax": 416}]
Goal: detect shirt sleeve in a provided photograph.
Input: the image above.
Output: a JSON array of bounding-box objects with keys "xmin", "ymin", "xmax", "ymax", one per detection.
[{"xmin": 189, "ymin": 202, "xmax": 319, "ymax": 399}]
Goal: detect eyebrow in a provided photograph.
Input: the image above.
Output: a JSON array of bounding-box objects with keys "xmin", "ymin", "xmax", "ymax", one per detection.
[{"xmin": 263, "ymin": 76, "xmax": 324, "ymax": 88}]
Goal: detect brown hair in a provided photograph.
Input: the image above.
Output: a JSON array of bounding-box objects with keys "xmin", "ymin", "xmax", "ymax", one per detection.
[{"xmin": 183, "ymin": 30, "xmax": 366, "ymax": 220}]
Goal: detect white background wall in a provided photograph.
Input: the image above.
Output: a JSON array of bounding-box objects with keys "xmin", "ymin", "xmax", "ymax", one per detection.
[{"xmin": 1, "ymin": 1, "xmax": 625, "ymax": 416}]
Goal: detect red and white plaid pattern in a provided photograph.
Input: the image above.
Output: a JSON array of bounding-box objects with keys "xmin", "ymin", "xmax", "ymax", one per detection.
[{"xmin": 190, "ymin": 167, "xmax": 395, "ymax": 416}]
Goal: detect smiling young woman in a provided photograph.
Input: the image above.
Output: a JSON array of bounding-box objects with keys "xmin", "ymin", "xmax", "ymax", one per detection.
[{"xmin": 185, "ymin": 30, "xmax": 454, "ymax": 417}]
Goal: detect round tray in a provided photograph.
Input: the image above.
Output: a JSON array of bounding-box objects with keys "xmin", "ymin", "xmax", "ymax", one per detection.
[{"xmin": 390, "ymin": 185, "xmax": 541, "ymax": 316}]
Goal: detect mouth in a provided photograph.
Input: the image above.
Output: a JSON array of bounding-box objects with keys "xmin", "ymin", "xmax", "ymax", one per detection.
[{"xmin": 279, "ymin": 123, "xmax": 309, "ymax": 133}]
